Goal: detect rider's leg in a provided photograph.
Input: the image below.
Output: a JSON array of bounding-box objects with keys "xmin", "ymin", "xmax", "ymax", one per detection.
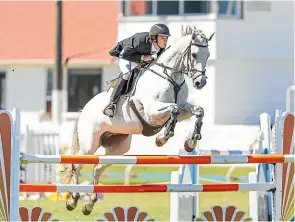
[
  {"xmin": 103, "ymin": 77, "xmax": 128, "ymax": 117},
  {"xmin": 103, "ymin": 59, "xmax": 138, "ymax": 117}
]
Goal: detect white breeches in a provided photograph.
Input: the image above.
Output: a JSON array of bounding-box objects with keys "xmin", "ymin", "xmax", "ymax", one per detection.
[{"xmin": 118, "ymin": 58, "xmax": 139, "ymax": 80}]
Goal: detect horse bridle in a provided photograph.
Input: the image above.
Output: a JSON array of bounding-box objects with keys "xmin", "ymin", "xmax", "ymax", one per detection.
[
  {"xmin": 185, "ymin": 42, "xmax": 208, "ymax": 82},
  {"xmin": 146, "ymin": 40, "xmax": 209, "ymax": 103}
]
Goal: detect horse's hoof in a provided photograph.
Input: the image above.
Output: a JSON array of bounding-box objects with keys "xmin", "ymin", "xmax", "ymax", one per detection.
[
  {"xmin": 66, "ymin": 201, "xmax": 76, "ymax": 211},
  {"xmin": 184, "ymin": 141, "xmax": 195, "ymax": 153},
  {"xmin": 82, "ymin": 205, "xmax": 92, "ymax": 216},
  {"xmin": 155, "ymin": 139, "xmax": 165, "ymax": 147},
  {"xmin": 155, "ymin": 136, "xmax": 165, "ymax": 147}
]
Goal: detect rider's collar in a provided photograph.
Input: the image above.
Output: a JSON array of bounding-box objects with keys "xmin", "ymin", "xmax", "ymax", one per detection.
[{"xmin": 151, "ymin": 42, "xmax": 160, "ymax": 54}]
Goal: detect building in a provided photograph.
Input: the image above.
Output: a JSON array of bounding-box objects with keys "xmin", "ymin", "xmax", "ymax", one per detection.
[
  {"xmin": 0, "ymin": 1, "xmax": 120, "ymax": 125},
  {"xmin": 0, "ymin": 1, "xmax": 293, "ymax": 128}
]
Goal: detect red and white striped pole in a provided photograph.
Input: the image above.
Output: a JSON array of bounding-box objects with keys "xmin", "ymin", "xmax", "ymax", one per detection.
[
  {"xmin": 20, "ymin": 183, "xmax": 275, "ymax": 193},
  {"xmin": 21, "ymin": 154, "xmax": 295, "ymax": 165}
]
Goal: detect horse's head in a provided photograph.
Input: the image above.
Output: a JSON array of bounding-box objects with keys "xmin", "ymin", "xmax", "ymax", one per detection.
[{"xmin": 181, "ymin": 25, "xmax": 214, "ymax": 90}]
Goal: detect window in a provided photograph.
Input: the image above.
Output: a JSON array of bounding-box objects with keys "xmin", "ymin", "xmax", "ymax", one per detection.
[
  {"xmin": 122, "ymin": 0, "xmax": 152, "ymax": 15},
  {"xmin": 121, "ymin": 0, "xmax": 242, "ymax": 18},
  {"xmin": 67, "ymin": 68, "xmax": 102, "ymax": 112},
  {"xmin": 157, "ymin": 1, "xmax": 179, "ymax": 15},
  {"xmin": 46, "ymin": 68, "xmax": 102, "ymax": 113},
  {"xmin": 46, "ymin": 69, "xmax": 53, "ymax": 113},
  {"xmin": 0, "ymin": 72, "xmax": 5, "ymax": 109},
  {"xmin": 184, "ymin": 1, "xmax": 210, "ymax": 14},
  {"xmin": 218, "ymin": 0, "xmax": 243, "ymax": 17},
  {"xmin": 122, "ymin": 0, "xmax": 210, "ymax": 16}
]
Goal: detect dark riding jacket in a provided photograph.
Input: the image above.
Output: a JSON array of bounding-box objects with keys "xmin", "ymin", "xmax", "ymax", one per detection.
[{"xmin": 109, "ymin": 32, "xmax": 165, "ymax": 63}]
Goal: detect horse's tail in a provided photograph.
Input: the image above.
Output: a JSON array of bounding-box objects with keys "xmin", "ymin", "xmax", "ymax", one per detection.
[{"xmin": 56, "ymin": 118, "xmax": 80, "ymax": 184}]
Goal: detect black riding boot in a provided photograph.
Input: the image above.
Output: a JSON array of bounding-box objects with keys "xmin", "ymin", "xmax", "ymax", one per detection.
[{"xmin": 103, "ymin": 78, "xmax": 128, "ymax": 118}]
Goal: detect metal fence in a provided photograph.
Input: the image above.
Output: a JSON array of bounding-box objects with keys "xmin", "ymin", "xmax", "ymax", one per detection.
[{"xmin": 20, "ymin": 125, "xmax": 60, "ymax": 185}]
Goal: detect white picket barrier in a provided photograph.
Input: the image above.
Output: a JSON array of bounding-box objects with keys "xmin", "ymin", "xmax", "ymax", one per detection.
[{"xmin": 21, "ymin": 125, "xmax": 60, "ymax": 184}]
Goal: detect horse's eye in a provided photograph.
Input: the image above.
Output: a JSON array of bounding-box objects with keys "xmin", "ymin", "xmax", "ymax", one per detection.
[{"xmin": 192, "ymin": 53, "xmax": 197, "ymax": 58}]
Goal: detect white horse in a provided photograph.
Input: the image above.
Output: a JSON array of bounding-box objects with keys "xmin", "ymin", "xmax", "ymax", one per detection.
[{"xmin": 57, "ymin": 25, "xmax": 214, "ymax": 215}]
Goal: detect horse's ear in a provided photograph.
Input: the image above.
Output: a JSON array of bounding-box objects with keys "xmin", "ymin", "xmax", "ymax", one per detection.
[
  {"xmin": 192, "ymin": 31, "xmax": 197, "ymax": 40},
  {"xmin": 208, "ymin": 32, "xmax": 215, "ymax": 41}
]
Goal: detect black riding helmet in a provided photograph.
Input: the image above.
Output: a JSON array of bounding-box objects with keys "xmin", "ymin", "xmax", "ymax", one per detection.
[{"xmin": 150, "ymin": 23, "xmax": 171, "ymax": 37}]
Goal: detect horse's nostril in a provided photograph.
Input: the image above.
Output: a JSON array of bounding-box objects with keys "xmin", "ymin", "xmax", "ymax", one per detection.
[{"xmin": 195, "ymin": 82, "xmax": 200, "ymax": 86}]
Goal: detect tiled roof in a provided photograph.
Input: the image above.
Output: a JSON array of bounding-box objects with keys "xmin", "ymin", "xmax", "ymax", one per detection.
[{"xmin": 0, "ymin": 1, "xmax": 119, "ymax": 62}]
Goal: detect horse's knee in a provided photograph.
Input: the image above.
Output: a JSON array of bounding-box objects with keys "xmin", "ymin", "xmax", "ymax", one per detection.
[
  {"xmin": 169, "ymin": 104, "xmax": 180, "ymax": 116},
  {"xmin": 191, "ymin": 105, "xmax": 204, "ymax": 118}
]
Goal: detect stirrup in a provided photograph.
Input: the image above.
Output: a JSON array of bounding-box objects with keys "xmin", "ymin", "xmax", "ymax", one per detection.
[{"xmin": 103, "ymin": 103, "xmax": 116, "ymax": 117}]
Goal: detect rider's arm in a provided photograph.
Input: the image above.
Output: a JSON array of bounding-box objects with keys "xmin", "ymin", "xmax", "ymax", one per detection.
[{"xmin": 119, "ymin": 37, "xmax": 142, "ymax": 63}]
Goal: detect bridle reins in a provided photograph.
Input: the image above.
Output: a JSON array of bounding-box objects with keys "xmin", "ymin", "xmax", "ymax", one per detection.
[{"xmin": 145, "ymin": 40, "xmax": 209, "ymax": 103}]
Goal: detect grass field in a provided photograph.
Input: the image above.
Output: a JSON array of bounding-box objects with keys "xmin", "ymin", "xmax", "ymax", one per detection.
[{"xmin": 20, "ymin": 165, "xmax": 256, "ymax": 221}]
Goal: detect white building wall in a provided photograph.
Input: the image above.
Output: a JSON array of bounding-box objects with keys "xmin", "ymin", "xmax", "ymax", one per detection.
[
  {"xmin": 215, "ymin": 59, "xmax": 293, "ymax": 124},
  {"xmin": 4, "ymin": 67, "xmax": 47, "ymax": 126},
  {"xmin": 215, "ymin": 1, "xmax": 294, "ymax": 124},
  {"xmin": 6, "ymin": 67, "xmax": 47, "ymax": 111}
]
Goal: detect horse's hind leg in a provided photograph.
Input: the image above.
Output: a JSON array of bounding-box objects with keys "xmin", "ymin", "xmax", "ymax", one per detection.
[
  {"xmin": 82, "ymin": 163, "xmax": 111, "ymax": 215},
  {"xmin": 79, "ymin": 128, "xmax": 104, "ymax": 215},
  {"xmin": 81, "ymin": 134, "xmax": 132, "ymax": 215},
  {"xmin": 66, "ymin": 164, "xmax": 83, "ymax": 211},
  {"xmin": 67, "ymin": 115, "xmax": 105, "ymax": 215},
  {"xmin": 60, "ymin": 119, "xmax": 85, "ymax": 211}
]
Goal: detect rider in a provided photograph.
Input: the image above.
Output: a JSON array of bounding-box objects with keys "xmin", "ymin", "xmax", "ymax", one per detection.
[{"xmin": 103, "ymin": 23, "xmax": 171, "ymax": 118}]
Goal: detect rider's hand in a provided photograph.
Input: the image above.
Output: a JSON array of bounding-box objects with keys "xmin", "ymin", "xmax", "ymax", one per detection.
[{"xmin": 141, "ymin": 55, "xmax": 154, "ymax": 62}]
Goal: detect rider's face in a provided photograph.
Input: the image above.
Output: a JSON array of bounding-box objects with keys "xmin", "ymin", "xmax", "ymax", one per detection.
[{"xmin": 157, "ymin": 35, "xmax": 169, "ymax": 48}]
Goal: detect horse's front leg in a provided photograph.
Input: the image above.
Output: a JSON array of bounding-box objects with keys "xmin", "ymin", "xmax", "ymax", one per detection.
[
  {"xmin": 155, "ymin": 102, "xmax": 197, "ymax": 146},
  {"xmin": 148, "ymin": 103, "xmax": 180, "ymax": 147},
  {"xmin": 183, "ymin": 105, "xmax": 204, "ymax": 152}
]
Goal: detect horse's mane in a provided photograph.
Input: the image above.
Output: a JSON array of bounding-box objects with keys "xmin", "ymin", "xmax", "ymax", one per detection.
[
  {"xmin": 181, "ymin": 25, "xmax": 208, "ymax": 44},
  {"xmin": 155, "ymin": 25, "xmax": 208, "ymax": 64}
]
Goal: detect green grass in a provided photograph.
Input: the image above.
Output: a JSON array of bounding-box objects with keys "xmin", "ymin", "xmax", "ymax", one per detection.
[{"xmin": 20, "ymin": 165, "xmax": 256, "ymax": 221}]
